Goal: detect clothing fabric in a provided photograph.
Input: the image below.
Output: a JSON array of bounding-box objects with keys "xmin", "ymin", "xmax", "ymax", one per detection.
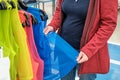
[
  {"xmin": 26, "ymin": 7, "xmax": 49, "ymax": 59},
  {"xmin": 0, "ymin": 3, "xmax": 18, "ymax": 80},
  {"xmin": 26, "ymin": 7, "xmax": 49, "ymax": 65},
  {"xmin": 61, "ymin": 0, "xmax": 89, "ymax": 49},
  {"xmin": 26, "ymin": 7, "xmax": 50, "ymax": 80},
  {"xmin": 10, "ymin": 1, "xmax": 33, "ymax": 80},
  {"xmin": 48, "ymin": 0, "xmax": 118, "ymax": 74},
  {"xmin": 18, "ymin": 10, "xmax": 44, "ymax": 80},
  {"xmin": 27, "ymin": 7, "xmax": 79, "ymax": 79},
  {"xmin": 46, "ymin": 32, "xmax": 78, "ymax": 79}
]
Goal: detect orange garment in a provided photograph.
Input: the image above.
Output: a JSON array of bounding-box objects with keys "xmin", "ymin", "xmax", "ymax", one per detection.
[{"xmin": 18, "ymin": 10, "xmax": 44, "ymax": 80}]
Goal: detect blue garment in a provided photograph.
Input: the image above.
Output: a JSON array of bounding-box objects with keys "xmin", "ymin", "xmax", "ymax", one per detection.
[
  {"xmin": 46, "ymin": 32, "xmax": 78, "ymax": 79},
  {"xmin": 27, "ymin": 7, "xmax": 49, "ymax": 60},
  {"xmin": 27, "ymin": 7, "xmax": 79, "ymax": 80},
  {"xmin": 27, "ymin": 7, "xmax": 52, "ymax": 78},
  {"xmin": 61, "ymin": 0, "xmax": 89, "ymax": 49}
]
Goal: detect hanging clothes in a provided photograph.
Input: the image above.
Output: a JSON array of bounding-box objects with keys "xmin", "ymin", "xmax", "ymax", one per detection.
[
  {"xmin": 26, "ymin": 7, "xmax": 48, "ymax": 24},
  {"xmin": 0, "ymin": 1, "xmax": 18, "ymax": 80},
  {"xmin": 10, "ymin": 0, "xmax": 33, "ymax": 80},
  {"xmin": 26, "ymin": 7, "xmax": 78, "ymax": 80},
  {"xmin": 26, "ymin": 7, "xmax": 49, "ymax": 60},
  {"xmin": 26, "ymin": 7, "xmax": 52, "ymax": 79},
  {"xmin": 18, "ymin": 10, "xmax": 44, "ymax": 80}
]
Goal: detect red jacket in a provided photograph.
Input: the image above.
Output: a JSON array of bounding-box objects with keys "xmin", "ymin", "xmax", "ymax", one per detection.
[{"xmin": 48, "ymin": 0, "xmax": 118, "ymax": 74}]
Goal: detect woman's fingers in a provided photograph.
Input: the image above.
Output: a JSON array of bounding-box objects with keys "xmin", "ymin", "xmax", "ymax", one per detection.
[
  {"xmin": 43, "ymin": 26, "xmax": 54, "ymax": 35},
  {"xmin": 76, "ymin": 52, "xmax": 82, "ymax": 61},
  {"xmin": 77, "ymin": 51, "xmax": 88, "ymax": 64}
]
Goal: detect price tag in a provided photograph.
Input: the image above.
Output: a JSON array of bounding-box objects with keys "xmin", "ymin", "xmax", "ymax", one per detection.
[{"xmin": 0, "ymin": 47, "xmax": 3, "ymax": 58}]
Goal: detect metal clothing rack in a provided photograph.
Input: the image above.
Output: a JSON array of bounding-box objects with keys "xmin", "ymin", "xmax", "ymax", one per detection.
[{"xmin": 27, "ymin": 0, "xmax": 56, "ymax": 15}]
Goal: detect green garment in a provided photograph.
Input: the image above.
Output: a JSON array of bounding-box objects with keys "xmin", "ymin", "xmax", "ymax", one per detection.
[
  {"xmin": 0, "ymin": 0, "xmax": 18, "ymax": 80},
  {"xmin": 0, "ymin": 0, "xmax": 33, "ymax": 80}
]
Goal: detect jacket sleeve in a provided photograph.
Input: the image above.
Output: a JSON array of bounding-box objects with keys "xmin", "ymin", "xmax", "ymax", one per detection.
[
  {"xmin": 81, "ymin": 0, "xmax": 118, "ymax": 59},
  {"xmin": 47, "ymin": 0, "xmax": 63, "ymax": 31}
]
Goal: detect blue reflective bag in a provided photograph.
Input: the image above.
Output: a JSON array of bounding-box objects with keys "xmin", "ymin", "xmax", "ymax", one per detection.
[
  {"xmin": 45, "ymin": 32, "xmax": 79, "ymax": 80},
  {"xmin": 26, "ymin": 7, "xmax": 79, "ymax": 80}
]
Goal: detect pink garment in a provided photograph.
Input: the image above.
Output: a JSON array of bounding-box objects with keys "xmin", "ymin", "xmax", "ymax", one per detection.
[{"xmin": 19, "ymin": 10, "xmax": 44, "ymax": 80}]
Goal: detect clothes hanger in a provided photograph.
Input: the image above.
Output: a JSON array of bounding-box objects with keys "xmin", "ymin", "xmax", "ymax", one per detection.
[
  {"xmin": 5, "ymin": 0, "xmax": 16, "ymax": 10},
  {"xmin": 18, "ymin": 0, "xmax": 38, "ymax": 25},
  {"xmin": 21, "ymin": 13, "xmax": 30, "ymax": 28},
  {"xmin": 24, "ymin": 12, "xmax": 30, "ymax": 27},
  {"xmin": 0, "ymin": 0, "xmax": 16, "ymax": 10},
  {"xmin": 0, "ymin": 1, "xmax": 7, "ymax": 10},
  {"xmin": 0, "ymin": 4, "xmax": 1, "ymax": 10},
  {"xmin": 31, "ymin": 14, "xmax": 38, "ymax": 25},
  {"xmin": 0, "ymin": 2, "xmax": 3, "ymax": 10},
  {"xmin": 24, "ymin": 12, "xmax": 38, "ymax": 26},
  {"xmin": 24, "ymin": 11, "xmax": 38, "ymax": 25},
  {"xmin": 7, "ymin": 0, "xmax": 16, "ymax": 9},
  {"xmin": 18, "ymin": 0, "xmax": 28, "ymax": 10},
  {"xmin": 39, "ymin": 9, "xmax": 48, "ymax": 21}
]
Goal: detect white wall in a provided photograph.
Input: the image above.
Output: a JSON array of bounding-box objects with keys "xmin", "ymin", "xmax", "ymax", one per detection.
[{"xmin": 119, "ymin": 0, "xmax": 120, "ymax": 7}]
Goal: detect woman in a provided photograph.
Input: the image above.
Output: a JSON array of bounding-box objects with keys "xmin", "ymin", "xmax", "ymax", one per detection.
[{"xmin": 44, "ymin": 0, "xmax": 118, "ymax": 80}]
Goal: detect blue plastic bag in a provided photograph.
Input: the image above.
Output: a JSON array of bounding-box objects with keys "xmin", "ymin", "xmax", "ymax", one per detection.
[
  {"xmin": 26, "ymin": 7, "xmax": 79, "ymax": 80},
  {"xmin": 45, "ymin": 32, "xmax": 79, "ymax": 80}
]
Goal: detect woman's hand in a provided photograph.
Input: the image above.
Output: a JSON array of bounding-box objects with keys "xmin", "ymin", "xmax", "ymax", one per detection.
[
  {"xmin": 43, "ymin": 26, "xmax": 54, "ymax": 35},
  {"xmin": 77, "ymin": 51, "xmax": 88, "ymax": 64}
]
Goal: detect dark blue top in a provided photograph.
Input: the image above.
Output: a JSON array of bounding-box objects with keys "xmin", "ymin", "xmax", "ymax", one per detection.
[{"xmin": 61, "ymin": 0, "xmax": 89, "ymax": 49}]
